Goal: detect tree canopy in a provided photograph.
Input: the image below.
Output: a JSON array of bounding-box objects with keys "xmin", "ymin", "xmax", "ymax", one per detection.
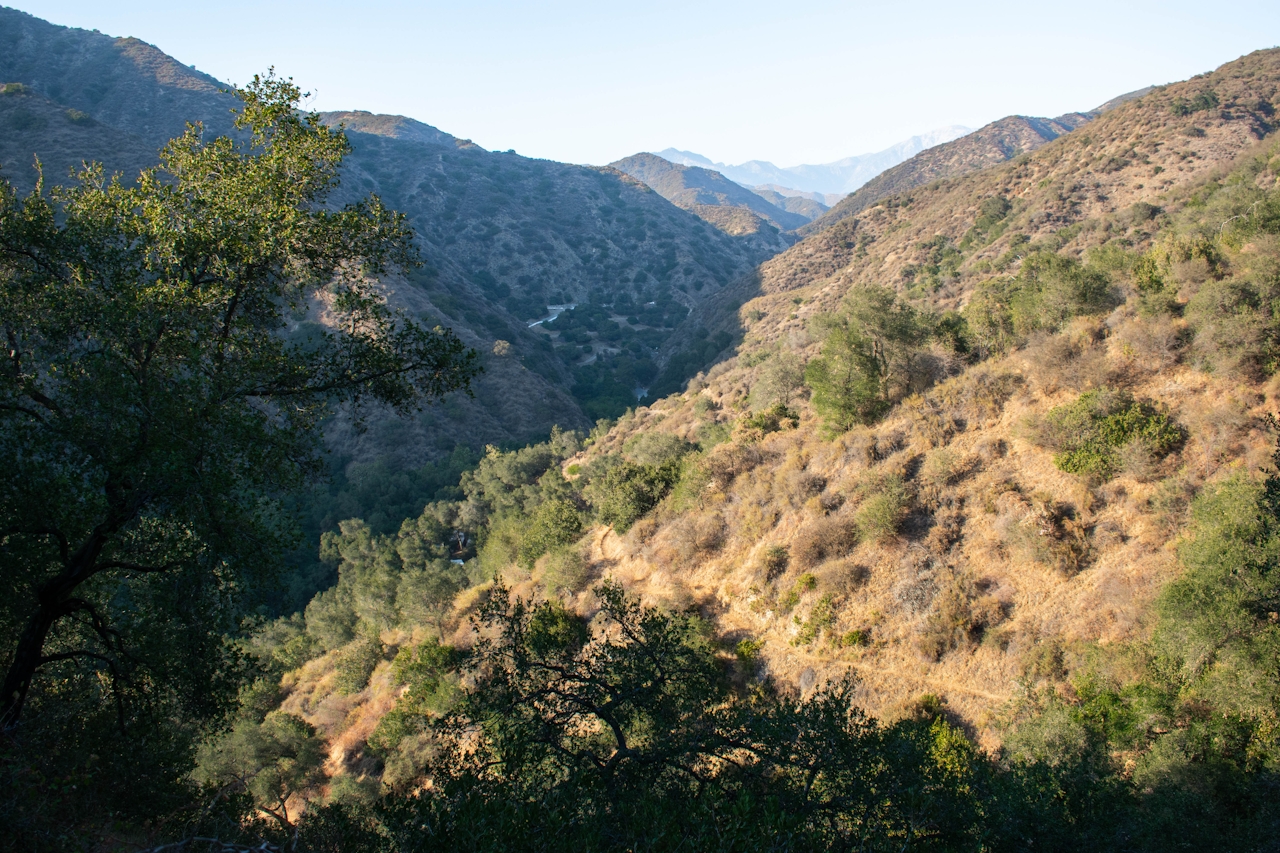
[{"xmin": 0, "ymin": 71, "xmax": 478, "ymax": 753}]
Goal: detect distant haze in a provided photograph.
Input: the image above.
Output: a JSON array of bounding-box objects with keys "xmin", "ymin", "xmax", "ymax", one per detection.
[
  {"xmin": 5, "ymin": 0, "xmax": 1278, "ymax": 166},
  {"xmin": 657, "ymin": 126, "xmax": 972, "ymax": 198}
]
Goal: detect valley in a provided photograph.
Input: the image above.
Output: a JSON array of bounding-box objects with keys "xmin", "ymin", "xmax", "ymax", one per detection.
[{"xmin": 4, "ymin": 4, "xmax": 1280, "ymax": 849}]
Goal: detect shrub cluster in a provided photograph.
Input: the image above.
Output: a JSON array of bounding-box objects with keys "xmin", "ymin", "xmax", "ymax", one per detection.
[{"xmin": 1037, "ymin": 387, "xmax": 1184, "ymax": 481}]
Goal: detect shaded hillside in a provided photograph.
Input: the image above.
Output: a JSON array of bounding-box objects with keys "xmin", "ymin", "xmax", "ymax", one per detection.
[
  {"xmin": 804, "ymin": 113, "xmax": 1095, "ymax": 234},
  {"xmin": 609, "ymin": 151, "xmax": 806, "ymax": 235},
  {"xmin": 0, "ymin": 81, "xmax": 153, "ymax": 193},
  {"xmin": 0, "ymin": 10, "xmax": 787, "ymax": 464},
  {"xmin": 0, "ymin": 6, "xmax": 234, "ymax": 145}
]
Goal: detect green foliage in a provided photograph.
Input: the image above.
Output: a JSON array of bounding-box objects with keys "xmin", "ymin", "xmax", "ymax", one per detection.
[
  {"xmin": 964, "ymin": 252, "xmax": 1116, "ymax": 354},
  {"xmin": 368, "ymin": 638, "xmax": 461, "ymax": 760},
  {"xmin": 739, "ymin": 402, "xmax": 799, "ymax": 434},
  {"xmin": 792, "ymin": 593, "xmax": 837, "ymax": 645},
  {"xmin": 1170, "ymin": 90, "xmax": 1219, "ymax": 116},
  {"xmin": 854, "ymin": 474, "xmax": 910, "ymax": 542},
  {"xmin": 964, "ymin": 195, "xmax": 1013, "ymax": 249},
  {"xmin": 516, "ymin": 498, "xmax": 583, "ymax": 568},
  {"xmin": 194, "ymin": 711, "xmax": 326, "ymax": 829},
  {"xmin": 902, "ymin": 234, "xmax": 963, "ymax": 296},
  {"xmin": 621, "ymin": 430, "xmax": 695, "ymax": 466},
  {"xmin": 806, "ymin": 285, "xmax": 931, "ymax": 432},
  {"xmin": 590, "ymin": 457, "xmax": 683, "ymax": 532},
  {"xmin": 1039, "ymin": 388, "xmax": 1185, "ymax": 481},
  {"xmin": 333, "ymin": 638, "xmax": 385, "ymax": 695},
  {"xmin": 752, "ymin": 350, "xmax": 807, "ymax": 409},
  {"xmin": 541, "ymin": 545, "xmax": 591, "ymax": 596},
  {"xmin": 302, "ymin": 514, "xmax": 467, "ymax": 648},
  {"xmin": 0, "ymin": 73, "xmax": 478, "ymax": 842}
]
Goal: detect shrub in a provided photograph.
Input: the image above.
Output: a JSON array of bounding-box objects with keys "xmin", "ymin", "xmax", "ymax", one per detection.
[
  {"xmin": 542, "ymin": 545, "xmax": 591, "ymax": 596},
  {"xmin": 623, "ymin": 431, "xmax": 695, "ymax": 466},
  {"xmin": 793, "ymin": 516, "xmax": 859, "ymax": 568},
  {"xmin": 855, "ymin": 475, "xmax": 909, "ymax": 543},
  {"xmin": 805, "ymin": 286, "xmax": 932, "ymax": 432},
  {"xmin": 592, "ymin": 458, "xmax": 682, "ymax": 532},
  {"xmin": 840, "ymin": 629, "xmax": 870, "ymax": 647},
  {"xmin": 759, "ymin": 544, "xmax": 789, "ymax": 580},
  {"xmin": 793, "ymin": 594, "xmax": 838, "ymax": 646},
  {"xmin": 1039, "ymin": 388, "xmax": 1185, "ymax": 481},
  {"xmin": 735, "ymin": 638, "xmax": 764, "ymax": 666},
  {"xmin": 333, "ymin": 638, "xmax": 383, "ymax": 695},
  {"xmin": 964, "ymin": 252, "xmax": 1116, "ymax": 355},
  {"xmin": 518, "ymin": 498, "xmax": 584, "ymax": 568},
  {"xmin": 917, "ymin": 579, "xmax": 1006, "ymax": 661},
  {"xmin": 1186, "ymin": 270, "xmax": 1280, "ymax": 380},
  {"xmin": 738, "ymin": 403, "xmax": 798, "ymax": 436}
]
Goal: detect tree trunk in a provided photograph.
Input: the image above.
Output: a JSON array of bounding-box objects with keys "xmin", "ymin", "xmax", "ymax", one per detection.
[
  {"xmin": 1, "ymin": 531, "xmax": 109, "ymax": 729},
  {"xmin": 0, "ymin": 599, "xmax": 63, "ymax": 729}
]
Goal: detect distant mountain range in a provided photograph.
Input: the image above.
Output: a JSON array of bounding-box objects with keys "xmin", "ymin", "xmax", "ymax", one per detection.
[
  {"xmin": 657, "ymin": 126, "xmax": 972, "ymax": 198},
  {"xmin": 608, "ymin": 152, "xmax": 812, "ymax": 234}
]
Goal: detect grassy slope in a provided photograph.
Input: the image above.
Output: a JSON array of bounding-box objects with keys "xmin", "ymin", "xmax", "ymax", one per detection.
[
  {"xmin": 564, "ymin": 48, "xmax": 1280, "ymax": 738},
  {"xmin": 803, "ymin": 113, "xmax": 1095, "ymax": 235}
]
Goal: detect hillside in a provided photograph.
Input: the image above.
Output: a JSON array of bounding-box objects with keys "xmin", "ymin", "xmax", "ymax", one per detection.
[
  {"xmin": 237, "ymin": 48, "xmax": 1280, "ymax": 827},
  {"xmin": 0, "ymin": 9, "xmax": 785, "ymax": 466},
  {"xmin": 804, "ymin": 113, "xmax": 1096, "ymax": 233},
  {"xmin": 9, "ymin": 2, "xmax": 1280, "ymax": 843},
  {"xmin": 581, "ymin": 46, "xmax": 1280, "ymax": 721},
  {"xmin": 609, "ymin": 151, "xmax": 807, "ymax": 233}
]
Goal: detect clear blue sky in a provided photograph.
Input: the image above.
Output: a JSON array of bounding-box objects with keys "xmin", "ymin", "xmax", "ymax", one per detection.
[{"xmin": 10, "ymin": 1, "xmax": 1280, "ymax": 166}]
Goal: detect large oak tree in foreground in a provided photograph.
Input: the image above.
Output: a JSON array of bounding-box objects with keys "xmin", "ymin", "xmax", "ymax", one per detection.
[{"xmin": 0, "ymin": 75, "xmax": 478, "ymax": 731}]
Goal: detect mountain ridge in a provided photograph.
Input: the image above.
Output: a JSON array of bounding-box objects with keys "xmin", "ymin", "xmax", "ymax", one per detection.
[
  {"xmin": 608, "ymin": 151, "xmax": 811, "ymax": 233},
  {"xmin": 657, "ymin": 125, "xmax": 973, "ymax": 197}
]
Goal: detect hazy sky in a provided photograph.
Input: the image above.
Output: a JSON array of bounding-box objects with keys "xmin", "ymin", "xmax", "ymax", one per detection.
[{"xmin": 10, "ymin": 1, "xmax": 1280, "ymax": 166}]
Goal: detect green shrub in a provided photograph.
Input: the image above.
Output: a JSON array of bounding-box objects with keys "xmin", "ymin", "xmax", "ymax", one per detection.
[
  {"xmin": 517, "ymin": 498, "xmax": 583, "ymax": 568},
  {"xmin": 739, "ymin": 403, "xmax": 798, "ymax": 435},
  {"xmin": 333, "ymin": 638, "xmax": 383, "ymax": 695},
  {"xmin": 1039, "ymin": 388, "xmax": 1184, "ymax": 481},
  {"xmin": 964, "ymin": 252, "xmax": 1116, "ymax": 354},
  {"xmin": 805, "ymin": 286, "xmax": 931, "ymax": 432},
  {"xmin": 855, "ymin": 475, "xmax": 909, "ymax": 542},
  {"xmin": 542, "ymin": 545, "xmax": 591, "ymax": 596},
  {"xmin": 792, "ymin": 593, "xmax": 837, "ymax": 645},
  {"xmin": 735, "ymin": 638, "xmax": 764, "ymax": 666},
  {"xmin": 592, "ymin": 458, "xmax": 682, "ymax": 532}
]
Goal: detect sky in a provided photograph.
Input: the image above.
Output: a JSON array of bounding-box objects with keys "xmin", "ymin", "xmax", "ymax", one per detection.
[{"xmin": 9, "ymin": 1, "xmax": 1280, "ymax": 167}]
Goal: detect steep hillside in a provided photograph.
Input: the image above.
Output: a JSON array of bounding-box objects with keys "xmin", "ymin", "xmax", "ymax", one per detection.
[
  {"xmin": 576, "ymin": 46, "xmax": 1280, "ymax": 727},
  {"xmin": 609, "ymin": 151, "xmax": 806, "ymax": 235},
  {"xmin": 248, "ymin": 50, "xmax": 1280, "ymax": 805},
  {"xmin": 804, "ymin": 113, "xmax": 1095, "ymax": 233},
  {"xmin": 0, "ymin": 6, "xmax": 235, "ymax": 145},
  {"xmin": 0, "ymin": 81, "xmax": 153, "ymax": 193}
]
